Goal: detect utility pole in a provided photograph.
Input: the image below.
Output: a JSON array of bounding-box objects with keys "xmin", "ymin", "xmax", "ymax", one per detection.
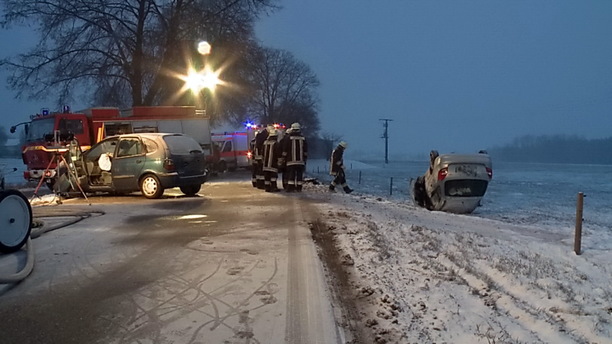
[{"xmin": 379, "ymin": 118, "xmax": 393, "ymax": 164}]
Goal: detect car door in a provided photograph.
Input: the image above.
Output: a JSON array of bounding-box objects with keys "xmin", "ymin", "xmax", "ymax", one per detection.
[
  {"xmin": 111, "ymin": 137, "xmax": 146, "ymax": 191},
  {"xmin": 80, "ymin": 138, "xmax": 119, "ymax": 186}
]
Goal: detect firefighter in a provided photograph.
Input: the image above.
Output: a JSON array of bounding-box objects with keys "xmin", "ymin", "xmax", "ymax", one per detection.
[
  {"xmin": 262, "ymin": 128, "xmax": 281, "ymax": 192},
  {"xmin": 329, "ymin": 141, "xmax": 353, "ymax": 193},
  {"xmin": 278, "ymin": 127, "xmax": 292, "ymax": 189},
  {"xmin": 249, "ymin": 133, "xmax": 258, "ymax": 187},
  {"xmin": 282, "ymin": 122, "xmax": 308, "ymax": 192},
  {"xmin": 253, "ymin": 127, "xmax": 269, "ymax": 189}
]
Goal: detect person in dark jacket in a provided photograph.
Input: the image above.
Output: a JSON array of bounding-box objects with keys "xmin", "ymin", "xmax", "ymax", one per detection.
[
  {"xmin": 278, "ymin": 128, "xmax": 292, "ymax": 190},
  {"xmin": 262, "ymin": 128, "xmax": 281, "ymax": 192},
  {"xmin": 281, "ymin": 122, "xmax": 308, "ymax": 192},
  {"xmin": 249, "ymin": 135, "xmax": 257, "ymax": 187},
  {"xmin": 329, "ymin": 141, "xmax": 352, "ymax": 193},
  {"xmin": 253, "ymin": 127, "xmax": 269, "ymax": 189}
]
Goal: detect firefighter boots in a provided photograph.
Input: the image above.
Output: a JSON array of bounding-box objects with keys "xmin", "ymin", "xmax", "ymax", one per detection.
[{"xmin": 343, "ymin": 186, "xmax": 353, "ymax": 194}]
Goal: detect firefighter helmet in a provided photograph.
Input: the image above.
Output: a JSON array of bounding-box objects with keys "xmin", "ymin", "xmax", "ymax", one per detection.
[{"xmin": 339, "ymin": 141, "xmax": 348, "ymax": 148}]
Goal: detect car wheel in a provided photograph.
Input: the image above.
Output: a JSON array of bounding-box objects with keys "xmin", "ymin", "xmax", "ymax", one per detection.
[
  {"xmin": 140, "ymin": 174, "xmax": 164, "ymax": 199},
  {"xmin": 0, "ymin": 189, "xmax": 33, "ymax": 253},
  {"xmin": 180, "ymin": 184, "xmax": 201, "ymax": 196}
]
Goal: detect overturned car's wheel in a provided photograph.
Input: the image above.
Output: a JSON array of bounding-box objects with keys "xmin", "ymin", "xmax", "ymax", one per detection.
[
  {"xmin": 0, "ymin": 189, "xmax": 32, "ymax": 253},
  {"xmin": 140, "ymin": 174, "xmax": 164, "ymax": 199},
  {"xmin": 180, "ymin": 184, "xmax": 201, "ymax": 196}
]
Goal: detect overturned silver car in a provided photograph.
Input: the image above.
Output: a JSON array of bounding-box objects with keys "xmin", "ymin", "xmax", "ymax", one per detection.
[{"xmin": 412, "ymin": 150, "xmax": 493, "ymax": 214}]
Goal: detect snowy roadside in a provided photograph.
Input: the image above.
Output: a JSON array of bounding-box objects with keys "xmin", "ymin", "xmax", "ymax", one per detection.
[
  {"xmin": 3, "ymin": 157, "xmax": 611, "ymax": 342},
  {"xmin": 299, "ymin": 176, "xmax": 611, "ymax": 343}
]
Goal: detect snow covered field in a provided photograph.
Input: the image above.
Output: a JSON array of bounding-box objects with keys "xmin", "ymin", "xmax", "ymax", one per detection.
[
  {"xmin": 2, "ymin": 157, "xmax": 611, "ymax": 343},
  {"xmin": 303, "ymin": 159, "xmax": 611, "ymax": 343}
]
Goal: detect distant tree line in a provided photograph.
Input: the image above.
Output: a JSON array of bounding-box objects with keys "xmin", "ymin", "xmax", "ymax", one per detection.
[{"xmin": 488, "ymin": 134, "xmax": 612, "ymax": 164}]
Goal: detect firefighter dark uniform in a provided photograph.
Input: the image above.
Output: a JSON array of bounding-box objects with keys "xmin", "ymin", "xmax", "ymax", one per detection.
[
  {"xmin": 329, "ymin": 141, "xmax": 352, "ymax": 193},
  {"xmin": 282, "ymin": 123, "xmax": 308, "ymax": 192},
  {"xmin": 278, "ymin": 128, "xmax": 292, "ymax": 189},
  {"xmin": 253, "ymin": 128, "xmax": 269, "ymax": 189},
  {"xmin": 249, "ymin": 136, "xmax": 257, "ymax": 187},
  {"xmin": 262, "ymin": 129, "xmax": 281, "ymax": 192}
]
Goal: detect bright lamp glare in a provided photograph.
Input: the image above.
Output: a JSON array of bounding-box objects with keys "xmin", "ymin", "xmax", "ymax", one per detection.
[
  {"xmin": 185, "ymin": 70, "xmax": 204, "ymax": 92},
  {"xmin": 201, "ymin": 70, "xmax": 220, "ymax": 90},
  {"xmin": 184, "ymin": 67, "xmax": 221, "ymax": 93}
]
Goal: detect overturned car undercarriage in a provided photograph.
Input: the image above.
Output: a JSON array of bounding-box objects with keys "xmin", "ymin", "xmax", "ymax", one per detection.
[{"xmin": 412, "ymin": 150, "xmax": 493, "ymax": 214}]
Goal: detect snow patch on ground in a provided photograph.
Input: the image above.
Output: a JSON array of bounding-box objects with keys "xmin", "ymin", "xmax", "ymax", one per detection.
[{"xmin": 301, "ymin": 180, "xmax": 611, "ymax": 344}]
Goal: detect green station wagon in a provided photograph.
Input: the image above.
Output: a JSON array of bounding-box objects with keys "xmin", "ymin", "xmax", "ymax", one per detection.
[{"xmin": 59, "ymin": 133, "xmax": 207, "ymax": 198}]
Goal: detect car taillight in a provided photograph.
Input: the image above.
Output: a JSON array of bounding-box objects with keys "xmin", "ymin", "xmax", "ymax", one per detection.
[
  {"xmin": 437, "ymin": 168, "xmax": 448, "ymax": 181},
  {"xmin": 486, "ymin": 167, "xmax": 493, "ymax": 179},
  {"xmin": 164, "ymin": 158, "xmax": 176, "ymax": 171}
]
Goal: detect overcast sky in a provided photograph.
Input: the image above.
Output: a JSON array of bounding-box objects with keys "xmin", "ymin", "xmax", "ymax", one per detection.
[
  {"xmin": 2, "ymin": 1, "xmax": 612, "ymax": 158},
  {"xmin": 255, "ymin": 0, "xmax": 612, "ymax": 157}
]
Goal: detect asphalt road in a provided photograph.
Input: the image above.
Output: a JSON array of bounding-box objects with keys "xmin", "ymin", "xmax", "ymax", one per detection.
[{"xmin": 0, "ymin": 173, "xmax": 345, "ymax": 344}]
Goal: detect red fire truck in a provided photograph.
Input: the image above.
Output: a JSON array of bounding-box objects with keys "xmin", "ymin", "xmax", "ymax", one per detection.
[{"xmin": 10, "ymin": 106, "xmax": 212, "ymax": 188}]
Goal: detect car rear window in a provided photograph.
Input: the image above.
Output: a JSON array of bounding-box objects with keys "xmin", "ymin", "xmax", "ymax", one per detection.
[
  {"xmin": 444, "ymin": 179, "xmax": 488, "ymax": 197},
  {"xmin": 163, "ymin": 135, "xmax": 203, "ymax": 154}
]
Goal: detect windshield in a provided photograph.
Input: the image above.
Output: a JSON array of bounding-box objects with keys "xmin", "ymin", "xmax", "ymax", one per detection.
[
  {"xmin": 26, "ymin": 117, "xmax": 85, "ymax": 142},
  {"xmin": 26, "ymin": 118, "xmax": 55, "ymax": 142}
]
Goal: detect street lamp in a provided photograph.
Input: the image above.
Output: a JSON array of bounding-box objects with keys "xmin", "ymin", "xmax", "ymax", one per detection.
[
  {"xmin": 197, "ymin": 41, "xmax": 211, "ymax": 56},
  {"xmin": 179, "ymin": 40, "xmax": 223, "ymax": 110}
]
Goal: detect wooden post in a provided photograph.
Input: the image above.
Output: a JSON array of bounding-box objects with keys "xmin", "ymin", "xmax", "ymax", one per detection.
[
  {"xmin": 574, "ymin": 192, "xmax": 584, "ymax": 255},
  {"xmin": 358, "ymin": 171, "xmax": 362, "ymax": 185},
  {"xmin": 390, "ymin": 177, "xmax": 393, "ymax": 195}
]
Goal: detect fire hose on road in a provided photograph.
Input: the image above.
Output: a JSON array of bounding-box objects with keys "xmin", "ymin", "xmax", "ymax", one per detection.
[{"xmin": 0, "ymin": 189, "xmax": 103, "ymax": 284}]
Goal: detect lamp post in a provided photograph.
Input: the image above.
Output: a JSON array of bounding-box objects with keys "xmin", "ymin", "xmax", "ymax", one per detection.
[{"xmin": 183, "ymin": 41, "xmax": 220, "ymax": 112}]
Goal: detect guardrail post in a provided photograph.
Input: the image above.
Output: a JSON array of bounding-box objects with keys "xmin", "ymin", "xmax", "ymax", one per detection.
[{"xmin": 574, "ymin": 192, "xmax": 584, "ymax": 255}]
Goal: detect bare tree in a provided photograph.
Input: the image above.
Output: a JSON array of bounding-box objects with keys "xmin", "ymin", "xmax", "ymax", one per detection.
[
  {"xmin": 0, "ymin": 0, "xmax": 277, "ymax": 118},
  {"xmin": 245, "ymin": 46, "xmax": 320, "ymax": 131}
]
